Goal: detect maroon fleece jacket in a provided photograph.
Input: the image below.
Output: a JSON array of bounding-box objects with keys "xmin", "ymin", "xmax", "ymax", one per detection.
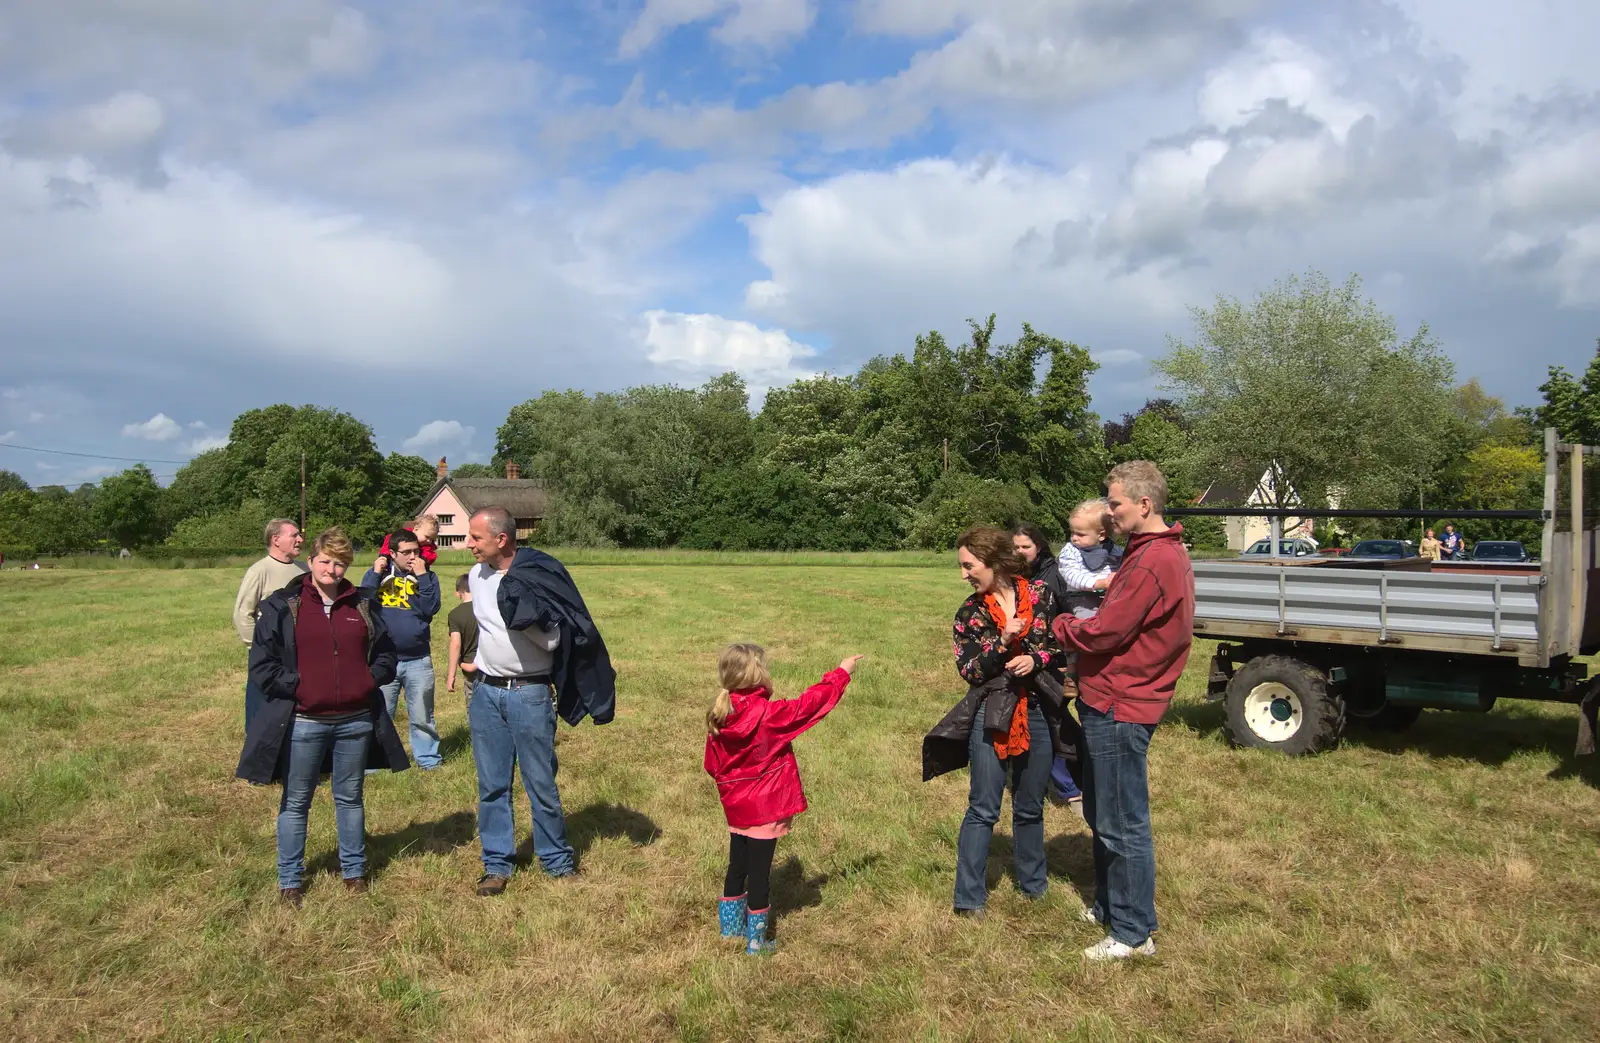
[
  {"xmin": 292, "ymin": 576, "xmax": 380, "ymax": 716},
  {"xmin": 1052, "ymin": 524, "xmax": 1195, "ymax": 725}
]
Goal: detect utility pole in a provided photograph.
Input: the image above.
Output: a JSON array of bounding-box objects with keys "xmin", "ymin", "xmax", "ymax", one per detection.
[
  {"xmin": 943, "ymin": 438, "xmax": 949, "ymax": 474},
  {"xmin": 300, "ymin": 452, "xmax": 306, "ymax": 533}
]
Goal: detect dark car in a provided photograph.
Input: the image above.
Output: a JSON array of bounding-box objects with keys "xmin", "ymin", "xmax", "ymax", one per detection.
[
  {"xmin": 1469, "ymin": 540, "xmax": 1531, "ymax": 562},
  {"xmin": 1349, "ymin": 539, "xmax": 1417, "ymax": 559}
]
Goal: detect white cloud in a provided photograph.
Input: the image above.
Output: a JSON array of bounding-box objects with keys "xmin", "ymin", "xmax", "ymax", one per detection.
[
  {"xmin": 619, "ymin": 0, "xmax": 814, "ymax": 57},
  {"xmin": 641, "ymin": 310, "xmax": 817, "ymax": 392},
  {"xmin": 402, "ymin": 419, "xmax": 476, "ymax": 452},
  {"xmin": 186, "ymin": 434, "xmax": 230, "ymax": 454},
  {"xmin": 0, "ymin": 429, "xmax": 16, "ymax": 441},
  {"xmin": 121, "ymin": 413, "xmax": 183, "ymax": 441}
]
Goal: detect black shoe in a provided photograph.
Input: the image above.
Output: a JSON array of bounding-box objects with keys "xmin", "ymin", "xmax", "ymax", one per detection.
[
  {"xmin": 953, "ymin": 906, "xmax": 986, "ymax": 921},
  {"xmin": 476, "ymin": 874, "xmax": 510, "ymax": 897}
]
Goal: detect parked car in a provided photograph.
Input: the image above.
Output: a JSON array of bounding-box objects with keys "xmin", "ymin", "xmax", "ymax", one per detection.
[
  {"xmin": 1348, "ymin": 539, "xmax": 1418, "ymax": 559},
  {"xmin": 1241, "ymin": 538, "xmax": 1318, "ymax": 558},
  {"xmin": 1469, "ymin": 540, "xmax": 1531, "ymax": 562}
]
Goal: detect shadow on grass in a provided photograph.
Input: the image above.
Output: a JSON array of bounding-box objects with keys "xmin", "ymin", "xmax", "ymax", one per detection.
[
  {"xmin": 980, "ymin": 830, "xmax": 1095, "ymax": 902},
  {"xmin": 515, "ymin": 801, "xmax": 660, "ymax": 869},
  {"xmin": 438, "ymin": 724, "xmax": 471, "ymax": 760},
  {"xmin": 1168, "ymin": 696, "xmax": 1600, "ymax": 784},
  {"xmin": 308, "ymin": 809, "xmax": 477, "ymax": 879}
]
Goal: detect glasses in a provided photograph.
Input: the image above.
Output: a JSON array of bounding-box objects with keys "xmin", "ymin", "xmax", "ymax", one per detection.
[{"xmin": 394, "ymin": 546, "xmax": 420, "ymax": 556}]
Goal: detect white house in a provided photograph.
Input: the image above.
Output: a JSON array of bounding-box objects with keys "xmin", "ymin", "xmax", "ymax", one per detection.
[{"xmin": 1196, "ymin": 467, "xmax": 1315, "ymax": 552}]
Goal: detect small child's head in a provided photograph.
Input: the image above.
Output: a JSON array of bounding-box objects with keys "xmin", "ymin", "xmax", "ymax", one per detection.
[
  {"xmin": 454, "ymin": 572, "xmax": 472, "ymax": 600},
  {"xmin": 413, "ymin": 514, "xmax": 439, "ymax": 542},
  {"xmin": 708, "ymin": 643, "xmax": 771, "ymax": 734},
  {"xmin": 1069, "ymin": 498, "xmax": 1113, "ymax": 550}
]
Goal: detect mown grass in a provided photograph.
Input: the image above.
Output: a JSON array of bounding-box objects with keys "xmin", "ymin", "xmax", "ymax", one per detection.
[{"xmin": 2, "ymin": 562, "xmax": 1599, "ymax": 1040}]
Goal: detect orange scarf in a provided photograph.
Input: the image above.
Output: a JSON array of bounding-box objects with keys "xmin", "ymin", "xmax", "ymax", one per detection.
[{"xmin": 983, "ymin": 579, "xmax": 1033, "ymax": 759}]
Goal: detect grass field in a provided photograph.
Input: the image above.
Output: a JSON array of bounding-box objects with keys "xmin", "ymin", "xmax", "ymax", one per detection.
[{"xmin": 2, "ymin": 558, "xmax": 1599, "ymax": 1041}]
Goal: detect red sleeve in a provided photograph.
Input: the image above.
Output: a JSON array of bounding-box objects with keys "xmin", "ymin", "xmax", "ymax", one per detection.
[
  {"xmin": 760, "ymin": 668, "xmax": 850, "ymax": 744},
  {"xmin": 422, "ymin": 542, "xmax": 438, "ymax": 565},
  {"xmin": 1053, "ymin": 567, "xmax": 1161, "ymax": 655},
  {"xmin": 378, "ymin": 534, "xmax": 392, "ymax": 556}
]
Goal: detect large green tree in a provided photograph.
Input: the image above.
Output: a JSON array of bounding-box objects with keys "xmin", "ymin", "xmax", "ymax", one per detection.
[
  {"xmin": 0, "ymin": 470, "xmax": 29, "ymax": 496},
  {"xmin": 1156, "ymin": 271, "xmax": 1456, "ymax": 516},
  {"xmin": 94, "ymin": 465, "xmax": 167, "ymax": 549},
  {"xmin": 1525, "ymin": 339, "xmax": 1600, "ymax": 445}
]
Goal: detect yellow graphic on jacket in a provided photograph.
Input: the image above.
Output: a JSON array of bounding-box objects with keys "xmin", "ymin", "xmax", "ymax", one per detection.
[{"xmin": 378, "ymin": 574, "xmax": 418, "ymax": 609}]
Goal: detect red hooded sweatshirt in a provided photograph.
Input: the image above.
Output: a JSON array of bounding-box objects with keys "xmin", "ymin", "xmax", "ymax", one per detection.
[
  {"xmin": 1053, "ymin": 524, "xmax": 1195, "ymax": 725},
  {"xmin": 703, "ymin": 668, "xmax": 850, "ymax": 829}
]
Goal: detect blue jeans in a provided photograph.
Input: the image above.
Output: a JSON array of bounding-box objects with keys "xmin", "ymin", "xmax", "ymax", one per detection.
[
  {"xmin": 1050, "ymin": 755, "xmax": 1082, "ymax": 801},
  {"xmin": 382, "ymin": 657, "xmax": 441, "ymax": 768},
  {"xmin": 276, "ymin": 715, "xmax": 374, "ymax": 889},
  {"xmin": 468, "ymin": 681, "xmax": 574, "ymax": 878},
  {"xmin": 245, "ymin": 677, "xmax": 265, "ymax": 733},
  {"xmin": 1079, "ymin": 701, "xmax": 1159, "ymax": 945},
  {"xmin": 954, "ymin": 697, "xmax": 1051, "ymax": 910}
]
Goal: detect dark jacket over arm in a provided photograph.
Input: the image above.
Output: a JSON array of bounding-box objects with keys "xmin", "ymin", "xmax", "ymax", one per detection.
[{"xmin": 497, "ymin": 548, "xmax": 617, "ymax": 726}]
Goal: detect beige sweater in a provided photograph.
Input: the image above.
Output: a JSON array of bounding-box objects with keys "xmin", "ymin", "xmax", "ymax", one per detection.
[{"xmin": 233, "ymin": 555, "xmax": 309, "ymax": 645}]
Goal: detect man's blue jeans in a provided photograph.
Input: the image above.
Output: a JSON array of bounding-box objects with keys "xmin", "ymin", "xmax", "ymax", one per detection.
[
  {"xmin": 954, "ymin": 697, "xmax": 1051, "ymax": 910},
  {"xmin": 277, "ymin": 714, "xmax": 373, "ymax": 889},
  {"xmin": 382, "ymin": 657, "xmax": 441, "ymax": 769},
  {"xmin": 1079, "ymin": 700, "xmax": 1159, "ymax": 945},
  {"xmin": 468, "ymin": 680, "xmax": 575, "ymax": 878}
]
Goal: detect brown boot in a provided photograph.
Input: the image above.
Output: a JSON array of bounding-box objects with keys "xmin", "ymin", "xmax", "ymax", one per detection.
[
  {"xmin": 476, "ymin": 874, "xmax": 510, "ymax": 897},
  {"xmin": 280, "ymin": 887, "xmax": 304, "ymax": 909},
  {"xmin": 343, "ymin": 877, "xmax": 369, "ymax": 894}
]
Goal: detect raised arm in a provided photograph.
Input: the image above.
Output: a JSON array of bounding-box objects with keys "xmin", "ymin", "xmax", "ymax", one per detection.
[
  {"xmin": 1054, "ymin": 566, "xmax": 1162, "ymax": 656},
  {"xmin": 761, "ymin": 668, "xmax": 851, "ymax": 744},
  {"xmin": 954, "ymin": 600, "xmax": 1009, "ymax": 685}
]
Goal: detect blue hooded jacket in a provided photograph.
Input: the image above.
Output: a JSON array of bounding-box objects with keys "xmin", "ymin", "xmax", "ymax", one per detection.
[{"xmin": 360, "ymin": 564, "xmax": 441, "ymax": 661}]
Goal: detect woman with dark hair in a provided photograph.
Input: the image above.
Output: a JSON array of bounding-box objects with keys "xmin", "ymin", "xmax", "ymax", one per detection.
[
  {"xmin": 926, "ymin": 524, "xmax": 1069, "ymax": 918},
  {"xmin": 1013, "ymin": 522, "xmax": 1069, "ymax": 606},
  {"xmin": 1014, "ymin": 522, "xmax": 1086, "ymax": 810}
]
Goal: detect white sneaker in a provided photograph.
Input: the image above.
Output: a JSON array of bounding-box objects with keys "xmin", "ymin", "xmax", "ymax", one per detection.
[
  {"xmin": 1078, "ymin": 904, "xmax": 1102, "ymax": 925},
  {"xmin": 1083, "ymin": 935, "xmax": 1155, "ymax": 961}
]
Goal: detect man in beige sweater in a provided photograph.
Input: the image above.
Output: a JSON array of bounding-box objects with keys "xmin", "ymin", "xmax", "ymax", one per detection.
[{"xmin": 234, "ymin": 518, "xmax": 307, "ymax": 731}]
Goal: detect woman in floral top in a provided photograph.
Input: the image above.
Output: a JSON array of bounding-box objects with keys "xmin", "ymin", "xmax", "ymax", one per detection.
[{"xmin": 950, "ymin": 524, "xmax": 1066, "ymax": 917}]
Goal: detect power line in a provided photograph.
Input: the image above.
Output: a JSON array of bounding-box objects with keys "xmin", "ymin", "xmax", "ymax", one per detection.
[{"xmin": 0, "ymin": 441, "xmax": 191, "ymax": 465}]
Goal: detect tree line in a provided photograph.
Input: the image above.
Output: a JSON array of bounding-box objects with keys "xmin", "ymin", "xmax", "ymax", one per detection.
[{"xmin": 1, "ymin": 271, "xmax": 1593, "ymax": 558}]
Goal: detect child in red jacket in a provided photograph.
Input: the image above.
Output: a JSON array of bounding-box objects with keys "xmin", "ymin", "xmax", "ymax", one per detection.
[{"xmin": 705, "ymin": 643, "xmax": 863, "ymax": 955}]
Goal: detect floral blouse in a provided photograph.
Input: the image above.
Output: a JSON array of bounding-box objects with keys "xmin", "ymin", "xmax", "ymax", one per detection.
[{"xmin": 952, "ymin": 578, "xmax": 1066, "ymax": 686}]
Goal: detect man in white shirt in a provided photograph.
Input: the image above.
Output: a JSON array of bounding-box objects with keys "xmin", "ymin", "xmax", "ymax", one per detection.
[
  {"xmin": 464, "ymin": 506, "xmax": 575, "ymax": 896},
  {"xmin": 233, "ymin": 519, "xmax": 306, "ymax": 731}
]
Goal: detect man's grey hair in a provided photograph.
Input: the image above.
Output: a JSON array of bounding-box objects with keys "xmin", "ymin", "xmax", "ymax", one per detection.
[
  {"xmin": 473, "ymin": 506, "xmax": 517, "ymax": 541},
  {"xmin": 265, "ymin": 518, "xmax": 297, "ymax": 547}
]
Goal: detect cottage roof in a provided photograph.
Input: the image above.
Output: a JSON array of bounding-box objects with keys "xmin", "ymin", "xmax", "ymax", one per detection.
[{"xmin": 416, "ymin": 477, "xmax": 549, "ymax": 520}]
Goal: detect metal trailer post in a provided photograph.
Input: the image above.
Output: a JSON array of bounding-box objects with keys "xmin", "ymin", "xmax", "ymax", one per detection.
[{"xmin": 1573, "ymin": 439, "xmax": 1586, "ymax": 652}]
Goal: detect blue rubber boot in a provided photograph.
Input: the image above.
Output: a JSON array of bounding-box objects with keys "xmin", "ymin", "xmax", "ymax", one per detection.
[
  {"xmin": 719, "ymin": 894, "xmax": 747, "ymax": 938},
  {"xmin": 746, "ymin": 907, "xmax": 776, "ymax": 956}
]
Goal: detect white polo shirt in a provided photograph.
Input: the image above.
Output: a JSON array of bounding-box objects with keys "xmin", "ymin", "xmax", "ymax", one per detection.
[{"xmin": 468, "ymin": 563, "xmax": 560, "ymax": 677}]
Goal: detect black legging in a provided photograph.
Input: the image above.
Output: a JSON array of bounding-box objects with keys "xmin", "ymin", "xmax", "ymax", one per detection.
[{"xmin": 723, "ymin": 834, "xmax": 777, "ymax": 910}]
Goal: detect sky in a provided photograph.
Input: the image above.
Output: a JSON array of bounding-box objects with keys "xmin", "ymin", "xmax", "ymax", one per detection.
[{"xmin": 1, "ymin": 0, "xmax": 1598, "ymax": 487}]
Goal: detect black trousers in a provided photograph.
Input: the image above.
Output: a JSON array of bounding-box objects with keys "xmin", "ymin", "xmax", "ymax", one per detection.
[{"xmin": 723, "ymin": 834, "xmax": 777, "ymax": 910}]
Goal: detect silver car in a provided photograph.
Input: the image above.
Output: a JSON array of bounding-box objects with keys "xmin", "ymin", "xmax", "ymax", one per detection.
[{"xmin": 1240, "ymin": 538, "xmax": 1318, "ymax": 558}]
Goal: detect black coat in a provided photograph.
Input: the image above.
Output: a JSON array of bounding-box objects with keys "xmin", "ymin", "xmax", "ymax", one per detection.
[
  {"xmin": 236, "ymin": 577, "xmax": 408, "ymax": 785},
  {"xmin": 922, "ymin": 672, "xmax": 1082, "ymax": 782},
  {"xmin": 1028, "ymin": 554, "xmax": 1071, "ymax": 610},
  {"xmin": 495, "ymin": 548, "xmax": 617, "ymax": 726}
]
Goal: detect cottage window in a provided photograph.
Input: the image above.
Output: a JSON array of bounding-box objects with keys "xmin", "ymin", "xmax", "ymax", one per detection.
[{"xmin": 436, "ymin": 514, "xmax": 454, "ymax": 525}]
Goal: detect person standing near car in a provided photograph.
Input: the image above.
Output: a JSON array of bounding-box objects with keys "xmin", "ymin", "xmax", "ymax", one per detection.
[
  {"xmin": 234, "ymin": 519, "xmax": 307, "ymax": 732},
  {"xmin": 361, "ymin": 529, "xmax": 443, "ymax": 769},
  {"xmin": 1441, "ymin": 524, "xmax": 1463, "ymax": 560},
  {"xmin": 1420, "ymin": 528, "xmax": 1442, "ymax": 562}
]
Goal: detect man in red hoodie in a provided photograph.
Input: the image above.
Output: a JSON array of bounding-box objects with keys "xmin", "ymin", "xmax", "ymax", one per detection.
[{"xmin": 1052, "ymin": 460, "xmax": 1194, "ymax": 961}]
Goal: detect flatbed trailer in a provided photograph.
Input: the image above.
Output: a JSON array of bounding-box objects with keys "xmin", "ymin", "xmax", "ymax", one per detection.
[{"xmin": 1172, "ymin": 429, "xmax": 1599, "ymax": 755}]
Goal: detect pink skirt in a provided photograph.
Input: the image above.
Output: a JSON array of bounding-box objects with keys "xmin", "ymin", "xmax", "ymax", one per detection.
[{"xmin": 730, "ymin": 816, "xmax": 794, "ymax": 840}]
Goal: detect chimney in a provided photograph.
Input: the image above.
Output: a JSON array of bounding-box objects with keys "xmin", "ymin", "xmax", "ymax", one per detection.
[
  {"xmin": 506, "ymin": 461, "xmax": 520, "ymax": 480},
  {"xmin": 436, "ymin": 457, "xmax": 448, "ymax": 479}
]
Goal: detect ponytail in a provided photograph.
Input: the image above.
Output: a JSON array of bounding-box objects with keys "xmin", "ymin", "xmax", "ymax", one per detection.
[{"xmin": 707, "ymin": 689, "xmax": 734, "ymax": 735}]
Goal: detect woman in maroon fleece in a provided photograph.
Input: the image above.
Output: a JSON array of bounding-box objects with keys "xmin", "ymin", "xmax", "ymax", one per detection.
[{"xmin": 238, "ymin": 528, "xmax": 406, "ymax": 908}]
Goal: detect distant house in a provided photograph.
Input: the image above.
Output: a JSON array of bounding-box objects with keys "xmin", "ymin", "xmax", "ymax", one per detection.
[
  {"xmin": 1196, "ymin": 467, "xmax": 1314, "ymax": 552},
  {"xmin": 415, "ymin": 458, "xmax": 550, "ymax": 547}
]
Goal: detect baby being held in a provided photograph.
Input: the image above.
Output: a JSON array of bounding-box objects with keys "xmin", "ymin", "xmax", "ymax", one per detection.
[{"xmin": 1057, "ymin": 498, "xmax": 1124, "ymax": 619}]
